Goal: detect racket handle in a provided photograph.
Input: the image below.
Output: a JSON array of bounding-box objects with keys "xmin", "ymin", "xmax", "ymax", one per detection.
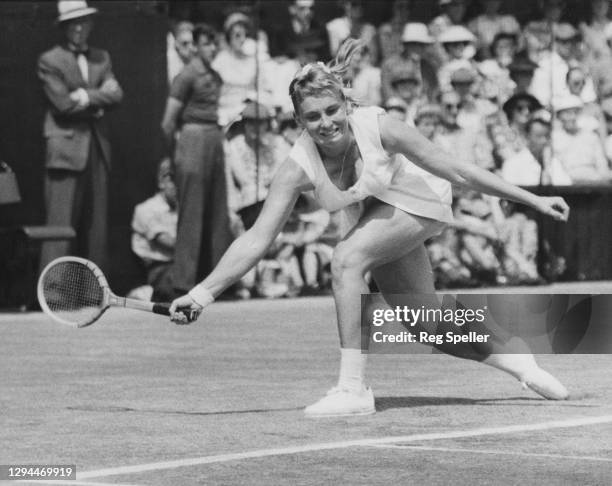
[{"xmin": 152, "ymin": 303, "xmax": 199, "ymax": 322}]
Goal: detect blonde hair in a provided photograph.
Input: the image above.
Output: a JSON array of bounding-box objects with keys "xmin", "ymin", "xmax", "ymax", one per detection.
[{"xmin": 289, "ymin": 38, "xmax": 364, "ymax": 115}]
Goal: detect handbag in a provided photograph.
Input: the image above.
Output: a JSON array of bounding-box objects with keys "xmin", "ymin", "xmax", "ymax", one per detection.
[{"xmin": 0, "ymin": 161, "xmax": 21, "ymax": 204}]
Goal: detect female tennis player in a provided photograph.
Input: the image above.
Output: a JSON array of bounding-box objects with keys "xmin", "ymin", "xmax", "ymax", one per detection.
[{"xmin": 170, "ymin": 40, "xmax": 570, "ymax": 417}]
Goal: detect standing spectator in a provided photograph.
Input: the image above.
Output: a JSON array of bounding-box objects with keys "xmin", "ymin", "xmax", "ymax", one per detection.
[
  {"xmin": 468, "ymin": 0, "xmax": 520, "ymax": 59},
  {"xmin": 552, "ymin": 95, "xmax": 612, "ymax": 183},
  {"xmin": 130, "ymin": 158, "xmax": 178, "ymax": 301},
  {"xmin": 378, "ymin": 0, "xmax": 412, "ymax": 61},
  {"xmin": 381, "ymin": 23, "xmax": 438, "ymax": 102},
  {"xmin": 161, "ymin": 23, "xmax": 233, "ymax": 296},
  {"xmin": 501, "ymin": 110, "xmax": 571, "ymax": 186},
  {"xmin": 268, "ymin": 0, "xmax": 330, "ymax": 61},
  {"xmin": 326, "ymin": 0, "xmax": 378, "ymax": 64},
  {"xmin": 224, "ymin": 101, "xmax": 289, "ymax": 230},
  {"xmin": 579, "ymin": 0, "xmax": 612, "ymax": 64},
  {"xmin": 530, "ymin": 23, "xmax": 598, "ymax": 107},
  {"xmin": 167, "ymin": 21, "xmax": 195, "ymax": 85},
  {"xmin": 212, "ymin": 13, "xmax": 273, "ymax": 127},
  {"xmin": 38, "ymin": 1, "xmax": 123, "ymax": 273}
]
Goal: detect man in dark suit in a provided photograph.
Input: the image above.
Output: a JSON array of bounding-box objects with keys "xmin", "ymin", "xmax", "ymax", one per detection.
[{"xmin": 38, "ymin": 0, "xmax": 123, "ymax": 272}]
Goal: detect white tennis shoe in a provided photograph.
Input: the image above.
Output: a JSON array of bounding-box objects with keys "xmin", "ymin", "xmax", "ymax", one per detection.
[
  {"xmin": 304, "ymin": 386, "xmax": 375, "ymax": 417},
  {"xmin": 519, "ymin": 367, "xmax": 569, "ymax": 400}
]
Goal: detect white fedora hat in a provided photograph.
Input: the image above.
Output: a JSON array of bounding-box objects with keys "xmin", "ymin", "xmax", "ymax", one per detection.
[
  {"xmin": 57, "ymin": 1, "xmax": 98, "ymax": 23},
  {"xmin": 401, "ymin": 23, "xmax": 434, "ymax": 44}
]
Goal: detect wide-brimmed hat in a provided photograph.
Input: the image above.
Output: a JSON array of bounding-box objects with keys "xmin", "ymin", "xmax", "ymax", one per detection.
[
  {"xmin": 57, "ymin": 0, "xmax": 97, "ymax": 23},
  {"xmin": 553, "ymin": 94, "xmax": 583, "ymax": 113},
  {"xmin": 439, "ymin": 25, "xmax": 476, "ymax": 44},
  {"xmin": 401, "ymin": 23, "xmax": 434, "ymax": 44},
  {"xmin": 502, "ymin": 93, "xmax": 542, "ymax": 119}
]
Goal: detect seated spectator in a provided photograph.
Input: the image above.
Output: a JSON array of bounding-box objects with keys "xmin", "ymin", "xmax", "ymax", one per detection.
[
  {"xmin": 524, "ymin": 0, "xmax": 566, "ymax": 62},
  {"xmin": 213, "ymin": 12, "xmax": 273, "ymax": 126},
  {"xmin": 381, "ymin": 23, "xmax": 439, "ymax": 102},
  {"xmin": 492, "ymin": 92, "xmax": 542, "ymax": 163},
  {"xmin": 437, "ymin": 25, "xmax": 478, "ymax": 92},
  {"xmin": 225, "ymin": 101, "xmax": 289, "ymax": 230},
  {"xmin": 327, "ymin": 0, "xmax": 378, "ymax": 64},
  {"xmin": 430, "ymin": 0, "xmax": 472, "ymax": 65},
  {"xmin": 130, "ymin": 158, "xmax": 178, "ymax": 301},
  {"xmin": 468, "ymin": 0, "xmax": 521, "ymax": 60},
  {"xmin": 579, "ymin": 0, "xmax": 612, "ymax": 64},
  {"xmin": 378, "ymin": 0, "xmax": 412, "ymax": 61},
  {"xmin": 346, "ymin": 44, "xmax": 382, "ymax": 107},
  {"xmin": 552, "ymin": 96, "xmax": 612, "ymax": 183},
  {"xmin": 384, "ymin": 97, "xmax": 408, "ymax": 121},
  {"xmin": 501, "ymin": 110, "xmax": 571, "ymax": 185},
  {"xmin": 478, "ymin": 31, "xmax": 519, "ymax": 103},
  {"xmin": 414, "ymin": 104, "xmax": 444, "ymax": 142},
  {"xmin": 437, "ymin": 90, "xmax": 494, "ymax": 170},
  {"xmin": 530, "ymin": 23, "xmax": 597, "ymax": 107},
  {"xmin": 507, "ymin": 54, "xmax": 539, "ymax": 95},
  {"xmin": 450, "ymin": 67, "xmax": 498, "ymax": 134},
  {"xmin": 565, "ymin": 66, "xmax": 603, "ymax": 133},
  {"xmin": 602, "ymin": 97, "xmax": 612, "ymax": 162},
  {"xmin": 167, "ymin": 21, "xmax": 195, "ymax": 85},
  {"xmin": 268, "ymin": 0, "xmax": 330, "ymax": 62},
  {"xmin": 386, "ymin": 64, "xmax": 426, "ymax": 126}
]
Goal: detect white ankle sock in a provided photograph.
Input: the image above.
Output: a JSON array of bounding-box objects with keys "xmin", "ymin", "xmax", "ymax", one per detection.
[{"xmin": 337, "ymin": 348, "xmax": 367, "ymax": 392}]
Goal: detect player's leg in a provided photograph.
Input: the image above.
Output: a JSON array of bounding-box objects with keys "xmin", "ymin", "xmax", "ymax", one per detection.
[
  {"xmin": 305, "ymin": 200, "xmax": 444, "ymax": 417},
  {"xmin": 372, "ymin": 247, "xmax": 568, "ymax": 400}
]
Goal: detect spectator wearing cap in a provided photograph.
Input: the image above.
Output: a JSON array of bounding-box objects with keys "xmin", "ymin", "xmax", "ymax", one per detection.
[
  {"xmin": 345, "ymin": 45, "xmax": 382, "ymax": 108},
  {"xmin": 491, "ymin": 93, "xmax": 542, "ymax": 164},
  {"xmin": 267, "ymin": 0, "xmax": 330, "ymax": 61},
  {"xmin": 467, "ymin": 0, "xmax": 521, "ymax": 60},
  {"xmin": 380, "ymin": 23, "xmax": 439, "ymax": 102},
  {"xmin": 167, "ymin": 21, "xmax": 195, "ymax": 85},
  {"xmin": 437, "ymin": 90, "xmax": 494, "ymax": 170},
  {"xmin": 386, "ymin": 64, "xmax": 427, "ymax": 126},
  {"xmin": 437, "ymin": 25, "xmax": 478, "ymax": 92},
  {"xmin": 524, "ymin": 0, "xmax": 566, "ymax": 61},
  {"xmin": 224, "ymin": 101, "xmax": 289, "ymax": 228},
  {"xmin": 161, "ymin": 23, "xmax": 233, "ymax": 295},
  {"xmin": 326, "ymin": 0, "xmax": 378, "ymax": 64},
  {"xmin": 478, "ymin": 31, "xmax": 519, "ymax": 104},
  {"xmin": 530, "ymin": 23, "xmax": 598, "ymax": 107},
  {"xmin": 38, "ymin": 1, "xmax": 123, "ymax": 273},
  {"xmin": 589, "ymin": 23, "xmax": 612, "ymax": 98},
  {"xmin": 501, "ymin": 110, "xmax": 571, "ymax": 186},
  {"xmin": 552, "ymin": 95, "xmax": 612, "ymax": 183},
  {"xmin": 507, "ymin": 54, "xmax": 539, "ymax": 95},
  {"xmin": 579, "ymin": 0, "xmax": 612, "ymax": 64},
  {"xmin": 212, "ymin": 12, "xmax": 274, "ymax": 127},
  {"xmin": 378, "ymin": 0, "xmax": 412, "ymax": 61}
]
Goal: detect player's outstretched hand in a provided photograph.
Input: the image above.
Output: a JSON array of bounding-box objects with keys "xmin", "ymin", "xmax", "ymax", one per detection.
[
  {"xmin": 169, "ymin": 294, "xmax": 203, "ymax": 325},
  {"xmin": 534, "ymin": 196, "xmax": 570, "ymax": 222}
]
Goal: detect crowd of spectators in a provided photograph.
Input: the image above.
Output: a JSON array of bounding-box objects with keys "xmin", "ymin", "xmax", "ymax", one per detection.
[{"xmin": 129, "ymin": 0, "xmax": 612, "ymax": 298}]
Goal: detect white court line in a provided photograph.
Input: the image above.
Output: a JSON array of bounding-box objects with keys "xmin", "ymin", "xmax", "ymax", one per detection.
[
  {"xmin": 76, "ymin": 414, "xmax": 612, "ymax": 480},
  {"xmin": 369, "ymin": 444, "xmax": 612, "ymax": 463}
]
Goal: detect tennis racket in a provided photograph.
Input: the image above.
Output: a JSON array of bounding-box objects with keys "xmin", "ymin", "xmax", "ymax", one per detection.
[{"xmin": 37, "ymin": 256, "xmax": 198, "ymax": 328}]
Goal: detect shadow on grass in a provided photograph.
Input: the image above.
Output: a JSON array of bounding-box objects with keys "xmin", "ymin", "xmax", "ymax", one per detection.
[{"xmin": 376, "ymin": 395, "xmax": 591, "ymax": 411}]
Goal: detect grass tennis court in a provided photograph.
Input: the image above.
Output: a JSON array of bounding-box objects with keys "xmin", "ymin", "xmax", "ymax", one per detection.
[{"xmin": 2, "ymin": 282, "xmax": 612, "ymax": 485}]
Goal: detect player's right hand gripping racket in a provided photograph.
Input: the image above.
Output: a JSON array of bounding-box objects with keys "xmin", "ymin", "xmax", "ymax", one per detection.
[{"xmin": 38, "ymin": 256, "xmax": 198, "ymax": 328}]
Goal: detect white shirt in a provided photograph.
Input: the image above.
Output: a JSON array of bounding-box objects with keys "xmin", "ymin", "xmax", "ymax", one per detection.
[{"xmin": 501, "ymin": 147, "xmax": 571, "ymax": 186}]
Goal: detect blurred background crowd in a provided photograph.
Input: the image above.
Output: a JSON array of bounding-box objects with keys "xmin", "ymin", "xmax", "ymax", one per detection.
[{"xmin": 2, "ymin": 0, "xmax": 612, "ymax": 306}]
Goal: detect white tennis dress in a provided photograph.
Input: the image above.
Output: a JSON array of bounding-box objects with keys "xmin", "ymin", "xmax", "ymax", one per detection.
[{"xmin": 289, "ymin": 106, "xmax": 453, "ymax": 236}]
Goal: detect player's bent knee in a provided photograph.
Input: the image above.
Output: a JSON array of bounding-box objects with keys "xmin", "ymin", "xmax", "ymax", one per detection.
[{"xmin": 331, "ymin": 244, "xmax": 368, "ymax": 282}]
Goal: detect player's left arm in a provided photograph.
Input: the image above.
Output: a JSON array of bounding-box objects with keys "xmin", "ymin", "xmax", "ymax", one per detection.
[{"xmin": 378, "ymin": 114, "xmax": 569, "ymax": 222}]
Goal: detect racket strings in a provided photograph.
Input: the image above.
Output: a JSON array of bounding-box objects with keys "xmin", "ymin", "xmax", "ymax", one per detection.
[{"xmin": 41, "ymin": 261, "xmax": 105, "ymax": 326}]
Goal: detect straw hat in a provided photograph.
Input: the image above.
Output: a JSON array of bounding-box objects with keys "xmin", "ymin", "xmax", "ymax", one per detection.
[{"xmin": 57, "ymin": 0, "xmax": 97, "ymax": 23}]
